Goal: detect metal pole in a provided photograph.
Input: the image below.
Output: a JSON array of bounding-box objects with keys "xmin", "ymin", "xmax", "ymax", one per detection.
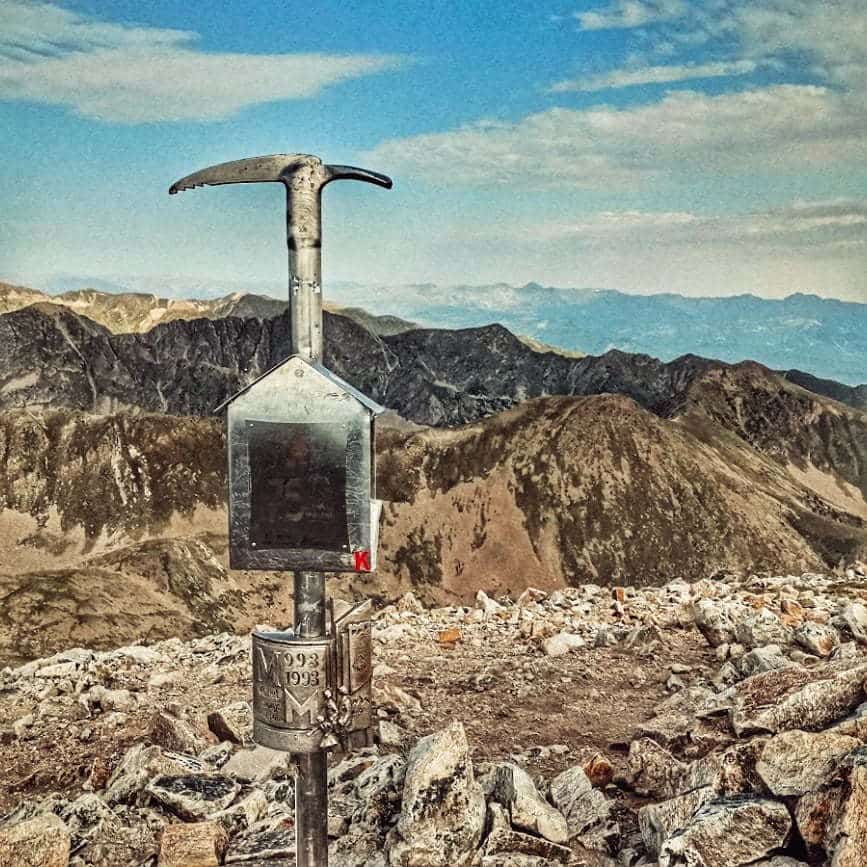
[
  {"xmin": 286, "ymin": 167, "xmax": 324, "ymax": 363},
  {"xmin": 293, "ymin": 571, "xmax": 328, "ymax": 867}
]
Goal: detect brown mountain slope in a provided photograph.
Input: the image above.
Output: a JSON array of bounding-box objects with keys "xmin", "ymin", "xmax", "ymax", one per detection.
[{"xmin": 0, "ymin": 396, "xmax": 864, "ymax": 661}]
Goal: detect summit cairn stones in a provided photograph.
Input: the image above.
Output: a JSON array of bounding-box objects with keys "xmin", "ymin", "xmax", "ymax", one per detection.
[
  {"xmin": 0, "ymin": 814, "xmax": 71, "ymax": 867},
  {"xmin": 387, "ymin": 722, "xmax": 485, "ymax": 866}
]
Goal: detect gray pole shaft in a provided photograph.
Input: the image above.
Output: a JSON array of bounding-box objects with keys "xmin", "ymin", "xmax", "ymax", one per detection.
[
  {"xmin": 286, "ymin": 172, "xmax": 324, "ymax": 362},
  {"xmin": 293, "ymin": 571, "xmax": 328, "ymax": 867},
  {"xmin": 286, "ymin": 163, "xmax": 328, "ymax": 866}
]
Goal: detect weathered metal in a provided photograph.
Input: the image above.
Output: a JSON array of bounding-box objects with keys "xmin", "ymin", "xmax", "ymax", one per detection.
[
  {"xmin": 170, "ymin": 154, "xmax": 391, "ymax": 362},
  {"xmin": 169, "ymin": 151, "xmax": 391, "ymax": 867},
  {"xmin": 219, "ymin": 355, "xmax": 383, "ymax": 573}
]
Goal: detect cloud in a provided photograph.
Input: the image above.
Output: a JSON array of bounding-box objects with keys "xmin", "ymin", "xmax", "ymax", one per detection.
[
  {"xmin": 507, "ymin": 199, "xmax": 867, "ymax": 248},
  {"xmin": 368, "ymin": 85, "xmax": 867, "ymax": 189},
  {"xmin": 550, "ymin": 60, "xmax": 758, "ymax": 92},
  {"xmin": 0, "ymin": 1, "xmax": 401, "ymax": 122},
  {"xmin": 575, "ymin": 0, "xmax": 687, "ymax": 31}
]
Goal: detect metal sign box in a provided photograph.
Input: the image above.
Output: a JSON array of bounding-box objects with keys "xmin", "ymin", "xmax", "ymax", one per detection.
[{"xmin": 217, "ymin": 354, "xmax": 384, "ymax": 572}]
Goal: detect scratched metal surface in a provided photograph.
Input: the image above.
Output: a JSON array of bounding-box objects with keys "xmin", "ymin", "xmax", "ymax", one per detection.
[{"xmin": 227, "ymin": 355, "xmax": 376, "ymax": 571}]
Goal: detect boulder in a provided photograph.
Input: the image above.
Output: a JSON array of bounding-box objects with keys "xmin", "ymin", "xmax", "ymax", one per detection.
[
  {"xmin": 793, "ymin": 623, "xmax": 839, "ymax": 657},
  {"xmin": 638, "ymin": 786, "xmax": 716, "ymax": 857},
  {"xmin": 0, "ymin": 813, "xmax": 71, "ymax": 866},
  {"xmin": 730, "ymin": 662, "xmax": 867, "ymax": 736},
  {"xmin": 842, "ymin": 603, "xmax": 867, "ymax": 644},
  {"xmin": 738, "ymin": 645, "xmax": 792, "ymax": 678},
  {"xmin": 104, "ymin": 743, "xmax": 206, "ymax": 804},
  {"xmin": 491, "ymin": 762, "xmax": 568, "ymax": 844},
  {"xmin": 692, "ymin": 600, "xmax": 739, "ymax": 647},
  {"xmin": 541, "ymin": 632, "xmax": 584, "ymax": 658},
  {"xmin": 658, "ymin": 795, "xmax": 791, "ymax": 867},
  {"xmin": 207, "ymin": 701, "xmax": 252, "ymax": 745},
  {"xmin": 625, "ymin": 738, "xmax": 687, "ymax": 799},
  {"xmin": 224, "ymin": 828, "xmax": 295, "ymax": 862},
  {"xmin": 158, "ymin": 821, "xmax": 228, "ymax": 867},
  {"xmin": 483, "ymin": 802, "xmax": 571, "ymax": 864},
  {"xmin": 387, "ymin": 722, "xmax": 485, "ymax": 866},
  {"xmin": 756, "ymin": 729, "xmax": 858, "ymax": 796},
  {"xmin": 549, "ymin": 765, "xmax": 610, "ymax": 838},
  {"xmin": 150, "ymin": 710, "xmax": 211, "ymax": 755},
  {"xmin": 824, "ymin": 752, "xmax": 867, "ymax": 867},
  {"xmin": 734, "ymin": 610, "xmax": 791, "ymax": 650},
  {"xmin": 222, "ymin": 745, "xmax": 287, "ymax": 783},
  {"xmin": 146, "ymin": 775, "xmax": 240, "ymax": 821}
]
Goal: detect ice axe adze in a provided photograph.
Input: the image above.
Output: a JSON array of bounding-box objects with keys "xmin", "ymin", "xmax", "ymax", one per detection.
[{"xmin": 169, "ymin": 153, "xmax": 392, "ymax": 362}]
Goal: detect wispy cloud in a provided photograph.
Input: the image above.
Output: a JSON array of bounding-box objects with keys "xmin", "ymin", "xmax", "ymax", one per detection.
[
  {"xmin": 0, "ymin": 1, "xmax": 401, "ymax": 123},
  {"xmin": 575, "ymin": 0, "xmax": 687, "ymax": 31},
  {"xmin": 506, "ymin": 199, "xmax": 867, "ymax": 247},
  {"xmin": 550, "ymin": 60, "xmax": 758, "ymax": 92},
  {"xmin": 368, "ymin": 85, "xmax": 867, "ymax": 189}
]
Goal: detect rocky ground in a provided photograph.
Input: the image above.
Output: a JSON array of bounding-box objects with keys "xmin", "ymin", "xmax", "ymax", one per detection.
[{"xmin": 2, "ymin": 567, "xmax": 867, "ymax": 866}]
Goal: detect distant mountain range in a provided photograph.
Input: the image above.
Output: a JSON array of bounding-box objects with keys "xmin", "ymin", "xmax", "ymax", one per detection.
[
  {"xmin": 330, "ymin": 282, "xmax": 866, "ymax": 387},
  {"xmin": 9, "ymin": 277, "xmax": 864, "ymax": 385}
]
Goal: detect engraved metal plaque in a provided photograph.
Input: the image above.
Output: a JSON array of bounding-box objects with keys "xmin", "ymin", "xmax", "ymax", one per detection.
[{"xmin": 252, "ymin": 631, "xmax": 331, "ymax": 753}]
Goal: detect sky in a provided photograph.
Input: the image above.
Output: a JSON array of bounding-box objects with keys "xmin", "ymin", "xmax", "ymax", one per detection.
[{"xmin": 0, "ymin": 0, "xmax": 865, "ymax": 302}]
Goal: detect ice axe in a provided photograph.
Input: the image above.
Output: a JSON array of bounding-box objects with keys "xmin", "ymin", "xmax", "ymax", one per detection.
[
  {"xmin": 169, "ymin": 153, "xmax": 391, "ymax": 867},
  {"xmin": 169, "ymin": 153, "xmax": 392, "ymax": 362}
]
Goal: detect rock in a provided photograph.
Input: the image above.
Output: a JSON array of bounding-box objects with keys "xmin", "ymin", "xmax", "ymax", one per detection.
[
  {"xmin": 583, "ymin": 754, "xmax": 614, "ymax": 788},
  {"xmin": 224, "ymin": 828, "xmax": 295, "ymax": 863},
  {"xmin": 373, "ymin": 682, "xmax": 423, "ymax": 714},
  {"xmin": 491, "ymin": 762, "xmax": 568, "ymax": 844},
  {"xmin": 397, "ymin": 592, "xmax": 425, "ymax": 614},
  {"xmin": 734, "ymin": 610, "xmax": 791, "ymax": 650},
  {"xmin": 484, "ymin": 802, "xmax": 571, "ymax": 864},
  {"xmin": 80, "ymin": 685, "xmax": 135, "ymax": 715},
  {"xmin": 793, "ymin": 622, "xmax": 839, "ymax": 657},
  {"xmin": 105, "ymin": 743, "xmax": 206, "ymax": 804},
  {"xmin": 692, "ymin": 600, "xmax": 738, "ymax": 647},
  {"xmin": 207, "ymin": 701, "xmax": 252, "ymax": 745},
  {"xmin": 387, "ymin": 722, "xmax": 485, "ymax": 866},
  {"xmin": 222, "ymin": 745, "xmax": 288, "ymax": 782},
  {"xmin": 150, "ymin": 710, "xmax": 210, "ymax": 755},
  {"xmin": 824, "ymin": 751, "xmax": 867, "ymax": 867},
  {"xmin": 0, "ymin": 813, "xmax": 71, "ymax": 866},
  {"xmin": 378, "ymin": 719, "xmax": 406, "ymax": 747},
  {"xmin": 794, "ymin": 785, "xmax": 847, "ymax": 861},
  {"xmin": 146, "ymin": 775, "xmax": 240, "ymax": 821},
  {"xmin": 842, "ymin": 602, "xmax": 867, "ymax": 643},
  {"xmin": 476, "ymin": 590, "xmax": 503, "ymax": 617},
  {"xmin": 516, "ymin": 588, "xmax": 547, "ymax": 607},
  {"xmin": 353, "ymin": 754, "xmax": 406, "ymax": 836},
  {"xmin": 438, "ymin": 627, "xmax": 462, "ymax": 644},
  {"xmin": 658, "ymin": 796, "xmax": 792, "ymax": 867},
  {"xmin": 730, "ymin": 662, "xmax": 867, "ymax": 735},
  {"xmin": 638, "ymin": 786, "xmax": 716, "ymax": 857},
  {"xmin": 738, "ymin": 645, "xmax": 792, "ymax": 678},
  {"xmin": 756, "ymin": 729, "xmax": 858, "ymax": 796},
  {"xmin": 112, "ymin": 644, "xmax": 164, "ymax": 665},
  {"xmin": 636, "ymin": 686, "xmax": 720, "ymax": 748},
  {"xmin": 750, "ymin": 860, "xmax": 808, "ymax": 867},
  {"xmin": 158, "ymin": 821, "xmax": 228, "ymax": 867},
  {"xmin": 541, "ymin": 632, "xmax": 585, "ymax": 658},
  {"xmin": 549, "ymin": 765, "xmax": 611, "ymax": 838},
  {"xmin": 625, "ymin": 738, "xmax": 687, "ymax": 799}
]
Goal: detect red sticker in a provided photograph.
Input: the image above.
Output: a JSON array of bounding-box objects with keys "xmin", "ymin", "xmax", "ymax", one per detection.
[{"xmin": 353, "ymin": 550, "xmax": 371, "ymax": 571}]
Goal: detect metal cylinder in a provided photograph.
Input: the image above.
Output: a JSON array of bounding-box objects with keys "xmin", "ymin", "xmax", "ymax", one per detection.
[
  {"xmin": 286, "ymin": 162, "xmax": 325, "ymax": 363},
  {"xmin": 293, "ymin": 569, "xmax": 328, "ymax": 867}
]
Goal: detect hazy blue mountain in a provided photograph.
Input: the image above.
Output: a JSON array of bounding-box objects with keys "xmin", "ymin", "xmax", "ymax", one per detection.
[{"xmin": 330, "ymin": 284, "xmax": 867, "ymax": 386}]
